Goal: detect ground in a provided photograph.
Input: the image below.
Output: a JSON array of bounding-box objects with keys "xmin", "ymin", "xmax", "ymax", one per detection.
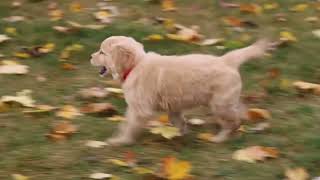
[{"xmin": 0, "ymin": 0, "xmax": 320, "ymax": 179}]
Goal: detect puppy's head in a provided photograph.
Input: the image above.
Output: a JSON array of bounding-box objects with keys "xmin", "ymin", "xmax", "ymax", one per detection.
[{"xmin": 90, "ymin": 36, "xmax": 145, "ymax": 80}]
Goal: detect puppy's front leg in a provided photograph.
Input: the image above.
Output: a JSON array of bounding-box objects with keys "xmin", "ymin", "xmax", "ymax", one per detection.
[
  {"xmin": 169, "ymin": 112, "xmax": 188, "ymax": 135},
  {"xmin": 107, "ymin": 108, "xmax": 147, "ymax": 146}
]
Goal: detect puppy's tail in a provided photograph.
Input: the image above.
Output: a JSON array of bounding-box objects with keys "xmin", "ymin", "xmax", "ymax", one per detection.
[{"xmin": 221, "ymin": 39, "xmax": 271, "ymax": 69}]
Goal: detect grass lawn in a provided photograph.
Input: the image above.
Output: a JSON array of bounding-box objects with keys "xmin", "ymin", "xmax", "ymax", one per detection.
[{"xmin": 0, "ymin": 0, "xmax": 320, "ymax": 179}]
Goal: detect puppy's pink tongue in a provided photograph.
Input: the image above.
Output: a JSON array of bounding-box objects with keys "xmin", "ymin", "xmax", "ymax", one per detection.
[{"xmin": 99, "ymin": 67, "xmax": 107, "ymax": 77}]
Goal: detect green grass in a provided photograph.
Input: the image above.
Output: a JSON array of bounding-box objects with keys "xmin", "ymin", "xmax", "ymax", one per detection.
[{"xmin": 1, "ymin": 0, "xmax": 320, "ymax": 179}]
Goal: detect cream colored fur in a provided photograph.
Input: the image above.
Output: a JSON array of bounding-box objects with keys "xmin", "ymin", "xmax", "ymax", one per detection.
[{"xmin": 91, "ymin": 36, "xmax": 271, "ymax": 146}]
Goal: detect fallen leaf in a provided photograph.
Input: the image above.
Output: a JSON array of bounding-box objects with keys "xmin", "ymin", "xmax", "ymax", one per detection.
[
  {"xmin": 158, "ymin": 114, "xmax": 169, "ymax": 124},
  {"xmin": 247, "ymin": 108, "xmax": 271, "ymax": 122},
  {"xmin": 0, "ymin": 89, "xmax": 35, "ymax": 107},
  {"xmin": 162, "ymin": 156, "xmax": 191, "ymax": 180},
  {"xmin": 56, "ymin": 105, "xmax": 82, "ymax": 119},
  {"xmin": 5, "ymin": 27, "xmax": 17, "ymax": 36},
  {"xmin": 280, "ymin": 31, "xmax": 297, "ymax": 42},
  {"xmin": 167, "ymin": 25, "xmax": 202, "ymax": 43},
  {"xmin": 290, "ymin": 4, "xmax": 308, "ymax": 12},
  {"xmin": 46, "ymin": 121, "xmax": 78, "ymax": 142},
  {"xmin": 3, "ymin": 16, "xmax": 25, "ymax": 22},
  {"xmin": 94, "ymin": 11, "xmax": 112, "ymax": 24},
  {"xmin": 132, "ymin": 167, "xmax": 154, "ymax": 175},
  {"xmin": 109, "ymin": 159, "xmax": 130, "ymax": 167},
  {"xmin": 38, "ymin": 43, "xmax": 55, "ymax": 53},
  {"xmin": 23, "ymin": 104, "xmax": 57, "ymax": 113},
  {"xmin": 79, "ymin": 87, "xmax": 109, "ymax": 99},
  {"xmin": 12, "ymin": 174, "xmax": 29, "ymax": 180},
  {"xmin": 312, "ymin": 29, "xmax": 320, "ymax": 39},
  {"xmin": 125, "ymin": 151, "xmax": 137, "ymax": 166},
  {"xmin": 62, "ymin": 63, "xmax": 77, "ymax": 70},
  {"xmin": 67, "ymin": 21, "xmax": 106, "ymax": 30},
  {"xmin": 285, "ymin": 167, "xmax": 309, "ymax": 180},
  {"xmin": 12, "ymin": 1, "xmax": 22, "ymax": 8},
  {"xmin": 150, "ymin": 126, "xmax": 181, "ymax": 139},
  {"xmin": 107, "ymin": 115, "xmax": 125, "ymax": 122},
  {"xmin": 80, "ymin": 103, "xmax": 117, "ymax": 116},
  {"xmin": 162, "ymin": 0, "xmax": 177, "ymax": 11},
  {"xmin": 14, "ymin": 52, "xmax": 30, "ymax": 59},
  {"xmin": 305, "ymin": 17, "xmax": 318, "ymax": 23},
  {"xmin": 197, "ymin": 132, "xmax": 215, "ymax": 142},
  {"xmin": 52, "ymin": 121, "xmax": 78, "ymax": 135},
  {"xmin": 53, "ymin": 26, "xmax": 73, "ymax": 33},
  {"xmin": 0, "ymin": 34, "xmax": 11, "ymax": 43},
  {"xmin": 232, "ymin": 146, "xmax": 279, "ymax": 163},
  {"xmin": 0, "ymin": 102, "xmax": 9, "ymax": 113},
  {"xmin": 70, "ymin": 2, "xmax": 83, "ymax": 12},
  {"xmin": 188, "ymin": 118, "xmax": 205, "ymax": 125},
  {"xmin": 218, "ymin": 0, "xmax": 239, "ymax": 8},
  {"xmin": 89, "ymin": 173, "xmax": 112, "ymax": 179},
  {"xmin": 239, "ymin": 3, "xmax": 262, "ymax": 14},
  {"xmin": 105, "ymin": 87, "xmax": 123, "ymax": 94},
  {"xmin": 85, "ymin": 140, "xmax": 108, "ymax": 148},
  {"xmin": 223, "ymin": 16, "xmax": 243, "ymax": 27},
  {"xmin": 248, "ymin": 122, "xmax": 271, "ymax": 132},
  {"xmin": 49, "ymin": 9, "xmax": 64, "ymax": 21},
  {"xmin": 143, "ymin": 34, "xmax": 164, "ymax": 41},
  {"xmin": 293, "ymin": 81, "xmax": 320, "ymax": 95},
  {"xmin": 263, "ymin": 2, "xmax": 279, "ymax": 10},
  {"xmin": 0, "ymin": 63, "xmax": 29, "ymax": 74}
]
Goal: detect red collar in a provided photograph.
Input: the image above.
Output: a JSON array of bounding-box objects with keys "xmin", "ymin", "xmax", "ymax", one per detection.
[{"xmin": 122, "ymin": 67, "xmax": 134, "ymax": 82}]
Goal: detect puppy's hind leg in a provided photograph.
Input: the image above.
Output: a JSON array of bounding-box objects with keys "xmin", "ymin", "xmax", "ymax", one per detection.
[{"xmin": 169, "ymin": 112, "xmax": 188, "ymax": 135}]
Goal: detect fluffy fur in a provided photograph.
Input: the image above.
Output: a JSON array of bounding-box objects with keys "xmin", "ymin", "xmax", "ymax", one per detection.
[{"xmin": 91, "ymin": 36, "xmax": 271, "ymax": 146}]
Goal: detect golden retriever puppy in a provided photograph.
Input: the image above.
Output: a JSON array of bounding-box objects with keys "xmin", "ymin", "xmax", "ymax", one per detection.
[{"xmin": 91, "ymin": 36, "xmax": 271, "ymax": 146}]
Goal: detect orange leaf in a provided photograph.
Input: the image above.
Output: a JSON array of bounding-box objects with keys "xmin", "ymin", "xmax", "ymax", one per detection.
[
  {"xmin": 162, "ymin": 156, "xmax": 191, "ymax": 180},
  {"xmin": 240, "ymin": 4, "xmax": 262, "ymax": 14},
  {"xmin": 223, "ymin": 16, "xmax": 243, "ymax": 27},
  {"xmin": 247, "ymin": 108, "xmax": 271, "ymax": 122}
]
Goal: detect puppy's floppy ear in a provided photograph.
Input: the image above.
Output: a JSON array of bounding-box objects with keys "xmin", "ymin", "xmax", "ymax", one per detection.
[{"xmin": 110, "ymin": 42, "xmax": 136, "ymax": 68}]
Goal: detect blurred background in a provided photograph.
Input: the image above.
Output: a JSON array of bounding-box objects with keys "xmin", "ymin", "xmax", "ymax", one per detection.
[{"xmin": 0, "ymin": 0, "xmax": 319, "ymax": 179}]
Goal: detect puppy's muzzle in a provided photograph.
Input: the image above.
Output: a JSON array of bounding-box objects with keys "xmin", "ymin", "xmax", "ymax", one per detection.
[{"xmin": 99, "ymin": 66, "xmax": 108, "ymax": 77}]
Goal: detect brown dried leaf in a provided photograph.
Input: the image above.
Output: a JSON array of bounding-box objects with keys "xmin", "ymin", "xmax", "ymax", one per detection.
[
  {"xmin": 80, "ymin": 103, "xmax": 117, "ymax": 116},
  {"xmin": 247, "ymin": 108, "xmax": 271, "ymax": 122}
]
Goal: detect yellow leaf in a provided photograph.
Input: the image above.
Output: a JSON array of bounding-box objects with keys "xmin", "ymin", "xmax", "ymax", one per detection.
[
  {"xmin": 70, "ymin": 2, "xmax": 83, "ymax": 12},
  {"xmin": 5, "ymin": 27, "xmax": 17, "ymax": 36},
  {"xmin": 162, "ymin": 0, "xmax": 177, "ymax": 12},
  {"xmin": 108, "ymin": 159, "xmax": 129, "ymax": 167},
  {"xmin": 280, "ymin": 31, "xmax": 297, "ymax": 42},
  {"xmin": 39, "ymin": 43, "xmax": 55, "ymax": 53},
  {"xmin": 290, "ymin": 4, "xmax": 308, "ymax": 12},
  {"xmin": 263, "ymin": 3, "xmax": 279, "ymax": 10},
  {"xmin": 107, "ymin": 115, "xmax": 125, "ymax": 122},
  {"xmin": 132, "ymin": 167, "xmax": 154, "ymax": 174},
  {"xmin": 105, "ymin": 87, "xmax": 123, "ymax": 94},
  {"xmin": 14, "ymin": 52, "xmax": 30, "ymax": 59},
  {"xmin": 12, "ymin": 174, "xmax": 29, "ymax": 180},
  {"xmin": 56, "ymin": 105, "xmax": 82, "ymax": 119},
  {"xmin": 163, "ymin": 157, "xmax": 191, "ymax": 180},
  {"xmin": 240, "ymin": 3, "xmax": 262, "ymax": 14},
  {"xmin": 150, "ymin": 126, "xmax": 181, "ymax": 139},
  {"xmin": 232, "ymin": 146, "xmax": 279, "ymax": 163},
  {"xmin": 197, "ymin": 133, "xmax": 215, "ymax": 142},
  {"xmin": 285, "ymin": 167, "xmax": 309, "ymax": 180},
  {"xmin": 143, "ymin": 34, "xmax": 164, "ymax": 41},
  {"xmin": 49, "ymin": 9, "xmax": 64, "ymax": 21},
  {"xmin": 247, "ymin": 108, "xmax": 271, "ymax": 122}
]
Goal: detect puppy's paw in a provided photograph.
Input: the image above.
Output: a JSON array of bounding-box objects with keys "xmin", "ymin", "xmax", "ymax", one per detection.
[{"xmin": 106, "ymin": 137, "xmax": 134, "ymax": 146}]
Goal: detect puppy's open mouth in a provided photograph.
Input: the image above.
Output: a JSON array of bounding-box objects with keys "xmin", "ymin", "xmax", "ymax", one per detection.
[{"xmin": 99, "ymin": 66, "xmax": 108, "ymax": 77}]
